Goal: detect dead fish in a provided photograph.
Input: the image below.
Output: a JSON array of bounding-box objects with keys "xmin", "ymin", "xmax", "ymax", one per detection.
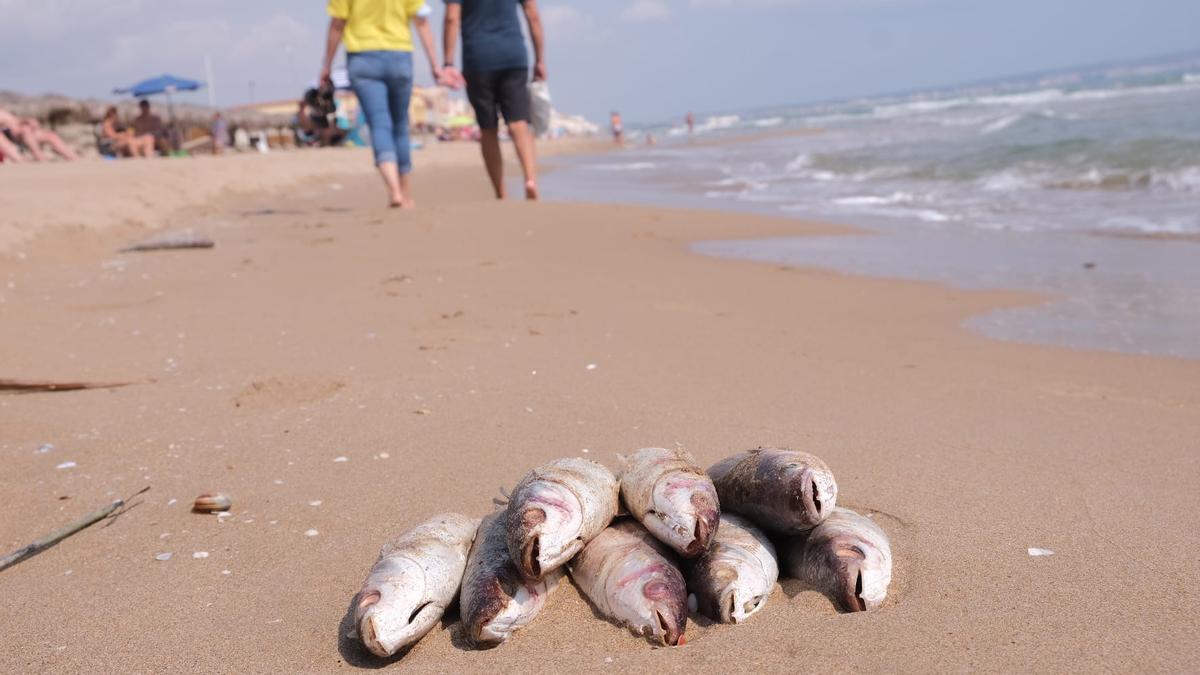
[
  {"xmin": 783, "ymin": 507, "xmax": 892, "ymax": 612},
  {"xmin": 685, "ymin": 514, "xmax": 778, "ymax": 624},
  {"xmin": 708, "ymin": 447, "xmax": 837, "ymax": 534},
  {"xmin": 354, "ymin": 513, "xmax": 478, "ymax": 657},
  {"xmin": 461, "ymin": 511, "xmax": 562, "ymax": 648},
  {"xmin": 568, "ymin": 520, "xmax": 688, "ymax": 646},
  {"xmin": 619, "ymin": 447, "xmax": 720, "ymax": 557},
  {"xmin": 505, "ymin": 457, "xmax": 619, "ymax": 580}
]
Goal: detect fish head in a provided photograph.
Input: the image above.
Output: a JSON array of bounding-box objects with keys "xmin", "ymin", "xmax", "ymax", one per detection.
[
  {"xmin": 811, "ymin": 510, "xmax": 892, "ymax": 612},
  {"xmin": 709, "ymin": 563, "xmax": 771, "ymax": 624},
  {"xmin": 354, "ymin": 558, "xmax": 441, "ymax": 658},
  {"xmin": 645, "ymin": 477, "xmax": 720, "ymax": 557},
  {"xmin": 507, "ymin": 480, "xmax": 585, "ymax": 579},
  {"xmin": 781, "ymin": 460, "xmax": 837, "ymax": 529},
  {"xmin": 470, "ymin": 569, "xmax": 560, "ymax": 647},
  {"xmin": 612, "ymin": 561, "xmax": 688, "ymax": 646}
]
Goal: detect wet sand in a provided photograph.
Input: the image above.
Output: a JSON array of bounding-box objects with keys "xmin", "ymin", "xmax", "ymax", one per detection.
[{"xmin": 1, "ymin": 147, "xmax": 1198, "ymax": 672}]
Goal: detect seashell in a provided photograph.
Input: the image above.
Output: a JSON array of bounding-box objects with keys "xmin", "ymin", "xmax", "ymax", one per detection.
[{"xmin": 192, "ymin": 492, "xmax": 233, "ymax": 513}]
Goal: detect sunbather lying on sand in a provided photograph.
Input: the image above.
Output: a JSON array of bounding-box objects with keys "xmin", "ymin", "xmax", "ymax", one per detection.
[
  {"xmin": 102, "ymin": 107, "xmax": 155, "ymax": 158},
  {"xmin": 0, "ymin": 107, "xmax": 79, "ymax": 162}
]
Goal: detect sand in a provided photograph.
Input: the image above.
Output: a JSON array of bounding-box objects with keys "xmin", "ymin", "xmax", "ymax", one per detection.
[{"xmin": 1, "ymin": 146, "xmax": 1198, "ymax": 673}]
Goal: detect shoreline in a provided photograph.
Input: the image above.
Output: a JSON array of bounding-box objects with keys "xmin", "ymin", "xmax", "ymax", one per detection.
[{"xmin": 2, "ymin": 151, "xmax": 1198, "ymax": 672}]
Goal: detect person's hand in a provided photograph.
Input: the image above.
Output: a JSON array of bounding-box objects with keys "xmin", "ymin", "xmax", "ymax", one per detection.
[
  {"xmin": 440, "ymin": 66, "xmax": 465, "ymax": 90},
  {"xmin": 431, "ymin": 66, "xmax": 444, "ymax": 86},
  {"xmin": 318, "ymin": 65, "xmax": 333, "ymax": 89},
  {"xmin": 533, "ymin": 60, "xmax": 548, "ymax": 82}
]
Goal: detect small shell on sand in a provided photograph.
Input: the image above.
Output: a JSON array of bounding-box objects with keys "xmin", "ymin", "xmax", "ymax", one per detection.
[{"xmin": 193, "ymin": 493, "xmax": 233, "ymax": 513}]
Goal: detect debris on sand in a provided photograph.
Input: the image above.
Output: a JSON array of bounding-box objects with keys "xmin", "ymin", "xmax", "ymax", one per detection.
[
  {"xmin": 1, "ymin": 379, "xmax": 139, "ymax": 394},
  {"xmin": 119, "ymin": 229, "xmax": 214, "ymax": 253}
]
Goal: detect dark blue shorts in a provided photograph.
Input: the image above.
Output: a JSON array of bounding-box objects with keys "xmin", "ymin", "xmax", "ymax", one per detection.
[{"xmin": 465, "ymin": 68, "xmax": 530, "ymax": 130}]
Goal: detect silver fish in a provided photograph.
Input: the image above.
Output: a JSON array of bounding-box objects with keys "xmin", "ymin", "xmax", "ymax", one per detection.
[
  {"xmin": 461, "ymin": 511, "xmax": 562, "ymax": 647},
  {"xmin": 685, "ymin": 513, "xmax": 778, "ymax": 624},
  {"xmin": 354, "ymin": 513, "xmax": 478, "ymax": 657},
  {"xmin": 708, "ymin": 447, "xmax": 837, "ymax": 534},
  {"xmin": 568, "ymin": 520, "xmax": 688, "ymax": 646},
  {"xmin": 506, "ymin": 457, "xmax": 620, "ymax": 580},
  {"xmin": 620, "ymin": 447, "xmax": 720, "ymax": 557},
  {"xmin": 783, "ymin": 507, "xmax": 893, "ymax": 612}
]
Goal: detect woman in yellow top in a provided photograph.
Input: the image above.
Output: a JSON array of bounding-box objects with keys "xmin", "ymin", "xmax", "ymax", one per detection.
[{"xmin": 321, "ymin": 0, "xmax": 442, "ymax": 208}]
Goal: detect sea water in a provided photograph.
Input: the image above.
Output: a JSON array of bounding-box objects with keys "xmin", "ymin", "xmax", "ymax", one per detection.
[{"xmin": 544, "ymin": 53, "xmax": 1200, "ymax": 359}]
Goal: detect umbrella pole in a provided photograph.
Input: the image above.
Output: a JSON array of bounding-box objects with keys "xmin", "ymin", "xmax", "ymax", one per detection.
[{"xmin": 166, "ymin": 90, "xmax": 178, "ymax": 153}]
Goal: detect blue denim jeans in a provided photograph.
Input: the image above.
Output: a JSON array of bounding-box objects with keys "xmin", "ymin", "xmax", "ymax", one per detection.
[{"xmin": 348, "ymin": 50, "xmax": 414, "ymax": 172}]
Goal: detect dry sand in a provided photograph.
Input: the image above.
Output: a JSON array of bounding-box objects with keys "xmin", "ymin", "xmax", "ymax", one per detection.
[{"xmin": 1, "ymin": 146, "xmax": 1198, "ymax": 673}]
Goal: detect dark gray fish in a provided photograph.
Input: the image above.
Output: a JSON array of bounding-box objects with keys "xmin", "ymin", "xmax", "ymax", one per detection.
[
  {"xmin": 708, "ymin": 447, "xmax": 837, "ymax": 534},
  {"xmin": 460, "ymin": 512, "xmax": 561, "ymax": 647},
  {"xmin": 783, "ymin": 507, "xmax": 892, "ymax": 612}
]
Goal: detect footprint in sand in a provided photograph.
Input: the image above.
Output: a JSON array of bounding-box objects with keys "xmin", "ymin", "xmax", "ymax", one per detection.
[{"xmin": 233, "ymin": 377, "xmax": 345, "ymax": 410}]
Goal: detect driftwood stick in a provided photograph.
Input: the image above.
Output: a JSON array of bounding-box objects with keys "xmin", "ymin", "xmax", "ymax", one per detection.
[
  {"xmin": 0, "ymin": 379, "xmax": 138, "ymax": 394},
  {"xmin": 0, "ymin": 487, "xmax": 149, "ymax": 573}
]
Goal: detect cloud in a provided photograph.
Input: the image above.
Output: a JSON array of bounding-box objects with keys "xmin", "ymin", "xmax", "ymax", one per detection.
[
  {"xmin": 540, "ymin": 5, "xmax": 598, "ymax": 39},
  {"xmin": 621, "ymin": 0, "xmax": 672, "ymax": 22}
]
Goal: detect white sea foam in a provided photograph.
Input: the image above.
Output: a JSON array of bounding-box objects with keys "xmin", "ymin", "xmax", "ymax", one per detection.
[
  {"xmin": 784, "ymin": 153, "xmax": 811, "ymax": 172},
  {"xmin": 588, "ymin": 162, "xmax": 657, "ymax": 171},
  {"xmin": 981, "ymin": 113, "xmax": 1024, "ymax": 134},
  {"xmin": 753, "ymin": 117, "xmax": 784, "ymax": 128},
  {"xmin": 833, "ymin": 192, "xmax": 918, "ymax": 206},
  {"xmin": 1099, "ymin": 215, "xmax": 1200, "ymax": 235}
]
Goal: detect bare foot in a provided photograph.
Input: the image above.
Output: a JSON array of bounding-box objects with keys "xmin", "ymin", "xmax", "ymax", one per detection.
[
  {"xmin": 388, "ymin": 192, "xmax": 405, "ymax": 208},
  {"xmin": 525, "ymin": 181, "xmax": 539, "ymax": 201}
]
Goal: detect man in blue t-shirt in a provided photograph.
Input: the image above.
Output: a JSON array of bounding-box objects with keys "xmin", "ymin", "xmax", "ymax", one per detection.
[{"xmin": 442, "ymin": 0, "xmax": 546, "ymax": 200}]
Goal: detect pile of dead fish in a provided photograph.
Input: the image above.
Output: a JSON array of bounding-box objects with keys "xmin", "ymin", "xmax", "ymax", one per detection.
[{"xmin": 353, "ymin": 447, "xmax": 892, "ymax": 657}]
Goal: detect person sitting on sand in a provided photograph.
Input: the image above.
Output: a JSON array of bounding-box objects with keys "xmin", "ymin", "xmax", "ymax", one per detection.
[
  {"xmin": 0, "ymin": 107, "xmax": 79, "ymax": 162},
  {"xmin": 320, "ymin": 0, "xmax": 443, "ymax": 208},
  {"xmin": 132, "ymin": 100, "xmax": 168, "ymax": 154},
  {"xmin": 101, "ymin": 107, "xmax": 155, "ymax": 158},
  {"xmin": 441, "ymin": 0, "xmax": 547, "ymax": 201}
]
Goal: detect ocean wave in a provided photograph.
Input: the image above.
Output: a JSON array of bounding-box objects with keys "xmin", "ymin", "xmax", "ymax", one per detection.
[
  {"xmin": 753, "ymin": 117, "xmax": 784, "ymax": 128},
  {"xmin": 1098, "ymin": 215, "xmax": 1200, "ymax": 235}
]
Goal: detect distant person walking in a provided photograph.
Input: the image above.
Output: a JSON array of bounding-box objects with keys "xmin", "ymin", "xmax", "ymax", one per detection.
[
  {"xmin": 320, "ymin": 0, "xmax": 442, "ymax": 208},
  {"xmin": 610, "ymin": 111, "xmax": 624, "ymax": 145},
  {"xmin": 686, "ymin": 112, "xmax": 695, "ymax": 136},
  {"xmin": 441, "ymin": 0, "xmax": 546, "ymax": 200}
]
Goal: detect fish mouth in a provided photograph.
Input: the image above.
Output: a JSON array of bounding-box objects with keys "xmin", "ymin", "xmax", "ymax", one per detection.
[
  {"xmin": 799, "ymin": 468, "xmax": 826, "ymax": 525},
  {"xmin": 522, "ymin": 536, "xmax": 542, "ymax": 579},
  {"xmin": 654, "ymin": 608, "xmax": 685, "ymax": 646},
  {"xmin": 835, "ymin": 544, "xmax": 868, "ymax": 612},
  {"xmin": 682, "ymin": 505, "xmax": 719, "ymax": 557},
  {"xmin": 356, "ymin": 593, "xmax": 437, "ymax": 657},
  {"xmin": 717, "ymin": 588, "xmax": 766, "ymax": 624}
]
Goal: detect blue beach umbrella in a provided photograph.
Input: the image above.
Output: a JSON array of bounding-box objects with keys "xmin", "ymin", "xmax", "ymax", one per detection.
[{"xmin": 114, "ymin": 74, "xmax": 204, "ymax": 98}]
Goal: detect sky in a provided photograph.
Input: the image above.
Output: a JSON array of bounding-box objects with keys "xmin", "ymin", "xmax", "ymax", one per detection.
[{"xmin": 1, "ymin": 0, "xmax": 1197, "ymax": 124}]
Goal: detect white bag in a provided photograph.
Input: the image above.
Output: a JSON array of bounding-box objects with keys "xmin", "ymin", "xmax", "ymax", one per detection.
[{"xmin": 529, "ymin": 81, "xmax": 552, "ymax": 137}]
